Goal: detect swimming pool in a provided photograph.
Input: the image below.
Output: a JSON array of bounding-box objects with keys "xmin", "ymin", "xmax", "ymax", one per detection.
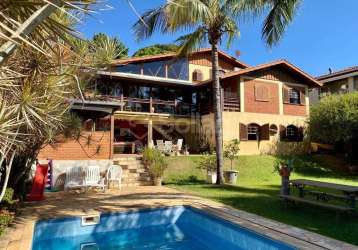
[{"xmin": 32, "ymin": 206, "xmax": 296, "ymax": 250}]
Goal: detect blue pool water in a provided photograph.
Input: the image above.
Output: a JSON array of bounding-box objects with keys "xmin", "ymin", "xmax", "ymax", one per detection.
[{"xmin": 32, "ymin": 206, "xmax": 295, "ymax": 250}]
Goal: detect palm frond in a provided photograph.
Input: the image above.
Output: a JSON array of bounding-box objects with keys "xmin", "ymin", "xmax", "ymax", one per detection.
[
  {"xmin": 262, "ymin": 0, "xmax": 301, "ymax": 46},
  {"xmin": 175, "ymin": 27, "xmax": 207, "ymax": 56}
]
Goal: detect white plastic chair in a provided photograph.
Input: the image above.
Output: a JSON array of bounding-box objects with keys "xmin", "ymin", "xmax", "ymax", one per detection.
[
  {"xmin": 176, "ymin": 139, "xmax": 183, "ymax": 152},
  {"xmin": 64, "ymin": 166, "xmax": 84, "ymax": 191},
  {"xmin": 156, "ymin": 140, "xmax": 165, "ymax": 152},
  {"xmin": 106, "ymin": 165, "xmax": 122, "ymax": 190},
  {"xmin": 84, "ymin": 166, "xmax": 105, "ymax": 192},
  {"xmin": 164, "ymin": 141, "xmax": 173, "ymax": 154}
]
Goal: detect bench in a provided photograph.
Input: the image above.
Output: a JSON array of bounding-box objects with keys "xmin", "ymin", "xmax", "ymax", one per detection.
[
  {"xmin": 279, "ymin": 195, "xmax": 355, "ymax": 213},
  {"xmin": 305, "ymin": 190, "xmax": 356, "ymax": 202}
]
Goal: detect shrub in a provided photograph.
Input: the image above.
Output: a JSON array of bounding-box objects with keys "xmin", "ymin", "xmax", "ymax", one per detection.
[
  {"xmin": 224, "ymin": 139, "xmax": 240, "ymax": 170},
  {"xmin": 197, "ymin": 154, "xmax": 216, "ymax": 173},
  {"xmin": 1, "ymin": 188, "xmax": 14, "ymax": 206},
  {"xmin": 143, "ymin": 147, "xmax": 168, "ymax": 178},
  {"xmin": 310, "ymin": 92, "xmax": 358, "ymax": 144}
]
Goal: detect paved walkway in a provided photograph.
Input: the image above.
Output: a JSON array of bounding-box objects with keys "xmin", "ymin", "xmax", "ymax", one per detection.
[{"xmin": 0, "ymin": 186, "xmax": 357, "ymax": 250}]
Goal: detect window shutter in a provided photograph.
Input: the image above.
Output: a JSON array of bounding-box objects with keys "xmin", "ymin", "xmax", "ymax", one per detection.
[
  {"xmin": 300, "ymin": 89, "xmax": 306, "ymax": 105},
  {"xmin": 279, "ymin": 125, "xmax": 287, "ymax": 141},
  {"xmin": 298, "ymin": 127, "xmax": 304, "ymax": 142},
  {"xmin": 255, "ymin": 84, "xmax": 269, "ymax": 101},
  {"xmin": 193, "ymin": 70, "xmax": 203, "ymax": 82},
  {"xmin": 240, "ymin": 123, "xmax": 248, "ymax": 141},
  {"xmin": 260, "ymin": 123, "xmax": 270, "ymax": 140},
  {"xmin": 283, "ymin": 86, "xmax": 290, "ymax": 103}
]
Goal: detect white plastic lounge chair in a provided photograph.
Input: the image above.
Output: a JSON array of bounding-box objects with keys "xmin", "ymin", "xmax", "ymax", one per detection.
[
  {"xmin": 64, "ymin": 166, "xmax": 84, "ymax": 191},
  {"xmin": 84, "ymin": 166, "xmax": 106, "ymax": 192},
  {"xmin": 164, "ymin": 141, "xmax": 173, "ymax": 154},
  {"xmin": 106, "ymin": 165, "xmax": 122, "ymax": 190}
]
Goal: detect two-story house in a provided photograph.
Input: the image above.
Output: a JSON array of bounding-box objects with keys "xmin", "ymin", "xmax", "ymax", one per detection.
[
  {"xmin": 310, "ymin": 66, "xmax": 358, "ymax": 104},
  {"xmin": 38, "ymin": 48, "xmax": 321, "ymax": 161}
]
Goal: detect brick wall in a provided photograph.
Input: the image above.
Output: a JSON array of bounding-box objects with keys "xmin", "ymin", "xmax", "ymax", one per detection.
[
  {"xmin": 283, "ymin": 104, "xmax": 306, "ymax": 116},
  {"xmin": 244, "ymin": 79, "xmax": 279, "ymax": 114},
  {"xmin": 283, "ymin": 85, "xmax": 307, "ymax": 116},
  {"xmin": 38, "ymin": 131, "xmax": 111, "ymax": 160}
]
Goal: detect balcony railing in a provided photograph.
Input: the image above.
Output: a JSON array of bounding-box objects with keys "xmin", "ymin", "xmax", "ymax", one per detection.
[
  {"xmin": 89, "ymin": 95, "xmax": 195, "ymax": 116},
  {"xmin": 223, "ymin": 97, "xmax": 240, "ymax": 112}
]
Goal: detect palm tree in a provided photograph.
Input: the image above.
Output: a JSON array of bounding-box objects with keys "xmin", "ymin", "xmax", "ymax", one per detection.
[
  {"xmin": 0, "ymin": 0, "xmax": 98, "ymax": 65},
  {"xmin": 134, "ymin": 0, "xmax": 301, "ymax": 184}
]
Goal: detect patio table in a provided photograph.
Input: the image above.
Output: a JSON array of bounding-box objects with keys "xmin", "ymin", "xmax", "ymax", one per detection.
[{"xmin": 290, "ymin": 179, "xmax": 358, "ymax": 209}]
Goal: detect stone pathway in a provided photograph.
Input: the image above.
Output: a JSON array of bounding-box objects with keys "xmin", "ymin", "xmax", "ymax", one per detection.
[{"xmin": 0, "ymin": 186, "xmax": 357, "ymax": 250}]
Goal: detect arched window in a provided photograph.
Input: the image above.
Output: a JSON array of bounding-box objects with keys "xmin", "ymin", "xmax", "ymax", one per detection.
[
  {"xmin": 247, "ymin": 123, "xmax": 260, "ymax": 140},
  {"xmin": 286, "ymin": 125, "xmax": 299, "ymax": 141}
]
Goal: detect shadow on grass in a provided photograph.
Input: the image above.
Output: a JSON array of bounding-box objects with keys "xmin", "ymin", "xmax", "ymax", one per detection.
[{"xmin": 173, "ymin": 184, "xmax": 358, "ymax": 245}]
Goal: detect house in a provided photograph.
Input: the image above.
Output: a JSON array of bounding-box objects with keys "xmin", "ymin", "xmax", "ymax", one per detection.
[
  {"xmin": 38, "ymin": 48, "xmax": 321, "ymax": 162},
  {"xmin": 310, "ymin": 66, "xmax": 358, "ymax": 104}
]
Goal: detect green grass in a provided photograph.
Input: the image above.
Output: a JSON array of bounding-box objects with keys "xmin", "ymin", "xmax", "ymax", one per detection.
[{"xmin": 164, "ymin": 155, "xmax": 358, "ymax": 245}]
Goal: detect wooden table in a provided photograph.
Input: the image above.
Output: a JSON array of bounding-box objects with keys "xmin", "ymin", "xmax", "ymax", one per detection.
[{"xmin": 290, "ymin": 179, "xmax": 358, "ymax": 209}]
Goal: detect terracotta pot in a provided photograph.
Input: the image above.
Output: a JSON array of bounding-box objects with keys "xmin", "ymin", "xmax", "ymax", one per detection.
[{"xmin": 279, "ymin": 167, "xmax": 291, "ymax": 177}]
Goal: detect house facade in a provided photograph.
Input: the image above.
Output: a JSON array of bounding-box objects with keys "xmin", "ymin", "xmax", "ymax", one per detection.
[
  {"xmin": 38, "ymin": 49, "xmax": 321, "ymax": 160},
  {"xmin": 310, "ymin": 66, "xmax": 358, "ymax": 105}
]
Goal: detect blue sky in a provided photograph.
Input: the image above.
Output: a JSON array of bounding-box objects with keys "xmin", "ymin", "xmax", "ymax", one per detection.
[{"xmin": 78, "ymin": 0, "xmax": 358, "ymax": 76}]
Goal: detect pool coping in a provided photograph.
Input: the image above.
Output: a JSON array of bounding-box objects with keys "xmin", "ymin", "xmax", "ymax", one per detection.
[{"xmin": 1, "ymin": 187, "xmax": 358, "ymax": 250}]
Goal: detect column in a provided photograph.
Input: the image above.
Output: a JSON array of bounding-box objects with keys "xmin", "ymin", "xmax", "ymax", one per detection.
[
  {"xmin": 278, "ymin": 82, "xmax": 284, "ymax": 115},
  {"xmin": 239, "ymin": 78, "xmax": 245, "ymax": 112},
  {"xmin": 147, "ymin": 119, "xmax": 153, "ymax": 148},
  {"xmin": 348, "ymin": 77, "xmax": 354, "ymax": 92},
  {"xmin": 110, "ymin": 114, "xmax": 114, "ymax": 158},
  {"xmin": 305, "ymin": 87, "xmax": 310, "ymax": 116}
]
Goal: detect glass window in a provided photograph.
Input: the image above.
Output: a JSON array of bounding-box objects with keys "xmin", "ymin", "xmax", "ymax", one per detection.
[
  {"xmin": 138, "ymin": 86, "xmax": 151, "ymax": 99},
  {"xmin": 289, "ymin": 88, "xmax": 300, "ymax": 104},
  {"xmin": 143, "ymin": 61, "xmax": 166, "ymax": 77},
  {"xmin": 247, "ymin": 124, "xmax": 260, "ymax": 141},
  {"xmin": 116, "ymin": 64, "xmax": 141, "ymax": 74},
  {"xmin": 168, "ymin": 58, "xmax": 189, "ymax": 80},
  {"xmin": 123, "ymin": 85, "xmax": 138, "ymax": 98},
  {"xmin": 286, "ymin": 125, "xmax": 299, "ymax": 141},
  {"xmin": 110, "ymin": 83, "xmax": 122, "ymax": 97}
]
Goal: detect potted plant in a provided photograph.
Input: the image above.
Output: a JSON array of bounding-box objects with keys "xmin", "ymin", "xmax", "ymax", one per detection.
[
  {"xmin": 197, "ymin": 154, "xmax": 217, "ymax": 184},
  {"xmin": 142, "ymin": 147, "xmax": 168, "ymax": 186},
  {"xmin": 223, "ymin": 139, "xmax": 240, "ymax": 184},
  {"xmin": 274, "ymin": 159, "xmax": 294, "ymax": 195}
]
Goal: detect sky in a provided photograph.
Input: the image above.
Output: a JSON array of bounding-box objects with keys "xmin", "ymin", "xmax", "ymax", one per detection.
[{"xmin": 78, "ymin": 0, "xmax": 358, "ymax": 77}]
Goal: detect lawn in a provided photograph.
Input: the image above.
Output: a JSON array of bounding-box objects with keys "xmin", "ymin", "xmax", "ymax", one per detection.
[{"xmin": 163, "ymin": 155, "xmax": 358, "ymax": 245}]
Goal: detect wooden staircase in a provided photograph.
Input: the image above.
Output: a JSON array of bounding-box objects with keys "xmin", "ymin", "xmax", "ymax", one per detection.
[{"xmin": 113, "ymin": 155, "xmax": 153, "ymax": 187}]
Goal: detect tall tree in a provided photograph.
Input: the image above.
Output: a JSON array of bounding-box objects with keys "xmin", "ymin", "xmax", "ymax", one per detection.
[
  {"xmin": 91, "ymin": 33, "xmax": 129, "ymax": 59},
  {"xmin": 134, "ymin": 0, "xmax": 301, "ymax": 184},
  {"xmin": 133, "ymin": 44, "xmax": 179, "ymax": 57}
]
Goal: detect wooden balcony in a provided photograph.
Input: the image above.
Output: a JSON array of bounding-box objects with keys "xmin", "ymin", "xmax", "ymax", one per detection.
[
  {"xmin": 223, "ymin": 97, "xmax": 240, "ymax": 112},
  {"xmin": 88, "ymin": 95, "xmax": 195, "ymax": 116}
]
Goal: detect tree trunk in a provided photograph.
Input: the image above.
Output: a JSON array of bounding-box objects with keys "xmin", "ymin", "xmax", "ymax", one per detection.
[
  {"xmin": 0, "ymin": 0, "xmax": 63, "ymax": 66},
  {"xmin": 0, "ymin": 151, "xmax": 16, "ymax": 203},
  {"xmin": 211, "ymin": 43, "xmax": 224, "ymax": 184}
]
